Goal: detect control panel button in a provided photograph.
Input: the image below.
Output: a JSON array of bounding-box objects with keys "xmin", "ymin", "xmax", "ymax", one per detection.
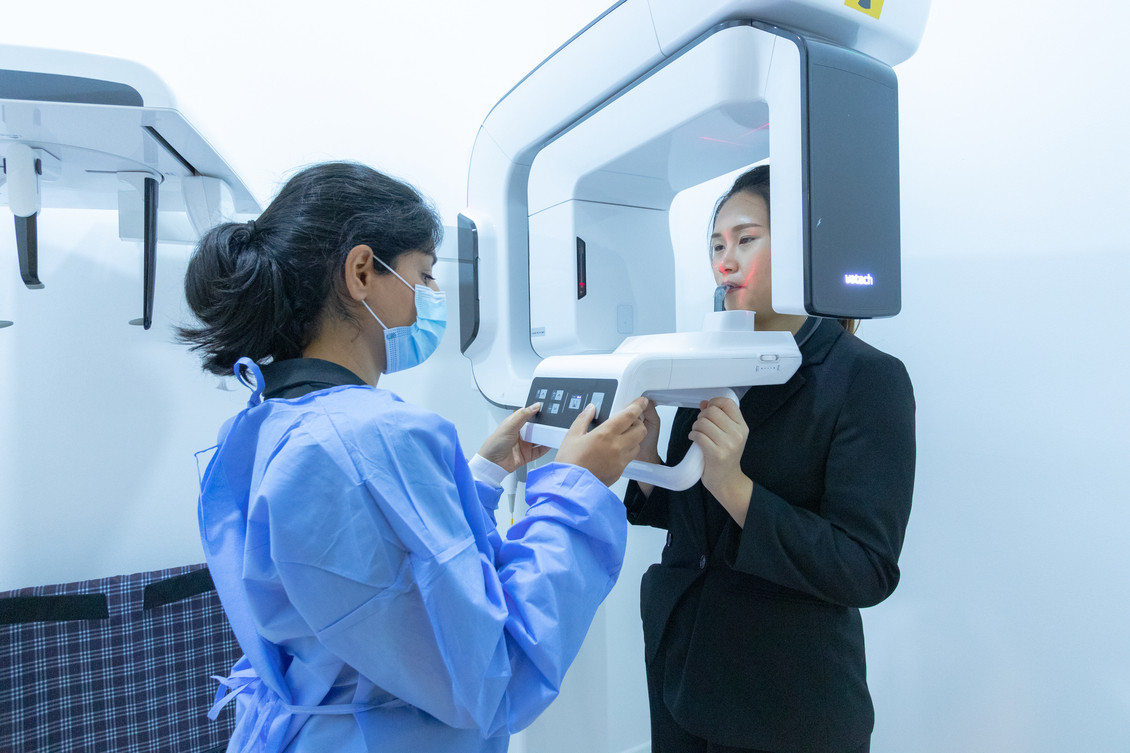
[
  {"xmin": 549, "ymin": 403, "xmax": 560, "ymax": 414},
  {"xmin": 536, "ymin": 388, "xmax": 548, "ymax": 400},
  {"xmin": 552, "ymin": 389, "xmax": 565, "ymax": 401},
  {"xmin": 760, "ymin": 354, "xmax": 779, "ymax": 362}
]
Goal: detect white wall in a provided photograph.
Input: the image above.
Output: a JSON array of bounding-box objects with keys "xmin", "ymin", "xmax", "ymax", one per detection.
[
  {"xmin": 861, "ymin": 3, "xmax": 1130, "ymax": 749},
  {"xmin": 2, "ymin": 1, "xmax": 1129, "ymax": 751}
]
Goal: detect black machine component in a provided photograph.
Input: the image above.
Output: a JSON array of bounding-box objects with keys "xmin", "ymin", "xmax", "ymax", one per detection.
[
  {"xmin": 14, "ymin": 213, "xmax": 41, "ymax": 289},
  {"xmin": 143, "ymin": 126, "xmax": 199, "ymax": 175},
  {"xmin": 0, "ymin": 69, "xmax": 144, "ymax": 107},
  {"xmin": 576, "ymin": 236, "xmax": 587, "ymax": 299},
  {"xmin": 803, "ymin": 37, "xmax": 901, "ymax": 318},
  {"xmin": 457, "ymin": 213, "xmax": 480, "ymax": 353},
  {"xmin": 3, "ymin": 155, "xmax": 44, "ymax": 289},
  {"xmin": 525, "ymin": 377, "xmax": 618, "ymax": 428},
  {"xmin": 127, "ymin": 177, "xmax": 159, "ymax": 329},
  {"xmin": 758, "ymin": 23, "xmax": 902, "ymax": 319}
]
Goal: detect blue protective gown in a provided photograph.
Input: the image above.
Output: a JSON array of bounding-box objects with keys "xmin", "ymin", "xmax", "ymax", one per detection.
[{"xmin": 198, "ymin": 373, "xmax": 627, "ymax": 753}]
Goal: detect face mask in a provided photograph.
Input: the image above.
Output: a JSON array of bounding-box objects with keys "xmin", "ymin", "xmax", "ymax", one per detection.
[{"xmin": 362, "ymin": 257, "xmax": 447, "ymax": 374}]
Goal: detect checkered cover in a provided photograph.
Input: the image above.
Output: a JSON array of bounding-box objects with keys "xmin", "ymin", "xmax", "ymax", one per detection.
[{"xmin": 0, "ymin": 564, "xmax": 241, "ymax": 753}]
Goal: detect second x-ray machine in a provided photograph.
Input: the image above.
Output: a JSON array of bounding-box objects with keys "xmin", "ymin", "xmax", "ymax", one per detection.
[{"xmin": 0, "ymin": 45, "xmax": 260, "ymax": 329}]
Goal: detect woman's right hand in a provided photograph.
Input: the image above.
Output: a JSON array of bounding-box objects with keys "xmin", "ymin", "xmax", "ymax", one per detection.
[{"xmin": 556, "ymin": 397, "xmax": 650, "ymax": 486}]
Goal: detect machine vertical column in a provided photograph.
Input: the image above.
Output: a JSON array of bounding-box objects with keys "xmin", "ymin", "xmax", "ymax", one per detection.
[
  {"xmin": 5, "ymin": 143, "xmax": 44, "ymax": 289},
  {"xmin": 141, "ymin": 176, "xmax": 158, "ymax": 329}
]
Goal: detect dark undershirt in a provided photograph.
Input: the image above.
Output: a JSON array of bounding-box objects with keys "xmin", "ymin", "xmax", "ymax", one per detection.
[{"xmin": 259, "ymin": 358, "xmax": 367, "ymax": 400}]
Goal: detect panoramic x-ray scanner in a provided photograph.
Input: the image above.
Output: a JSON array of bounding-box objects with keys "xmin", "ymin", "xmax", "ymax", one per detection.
[
  {"xmin": 0, "ymin": 45, "xmax": 259, "ymax": 328},
  {"xmin": 461, "ymin": 0, "xmax": 929, "ymax": 489}
]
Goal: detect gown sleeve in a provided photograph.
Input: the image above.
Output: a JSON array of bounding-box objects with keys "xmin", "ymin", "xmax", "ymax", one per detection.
[
  {"xmin": 260, "ymin": 403, "xmax": 626, "ymax": 738},
  {"xmin": 726, "ymin": 351, "xmax": 916, "ymax": 608}
]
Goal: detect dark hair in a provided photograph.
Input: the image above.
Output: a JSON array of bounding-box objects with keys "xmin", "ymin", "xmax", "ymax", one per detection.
[
  {"xmin": 711, "ymin": 164, "xmax": 771, "ymax": 235},
  {"xmin": 178, "ymin": 162, "xmax": 443, "ymax": 375},
  {"xmin": 711, "ymin": 164, "xmax": 859, "ymax": 335}
]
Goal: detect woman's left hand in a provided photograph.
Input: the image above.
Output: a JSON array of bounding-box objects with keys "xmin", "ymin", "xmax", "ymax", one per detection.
[
  {"xmin": 478, "ymin": 403, "xmax": 552, "ymax": 474},
  {"xmin": 689, "ymin": 397, "xmax": 753, "ymax": 527}
]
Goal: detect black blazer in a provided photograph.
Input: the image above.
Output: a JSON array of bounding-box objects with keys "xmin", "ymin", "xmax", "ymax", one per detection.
[{"xmin": 624, "ymin": 319, "xmax": 916, "ymax": 753}]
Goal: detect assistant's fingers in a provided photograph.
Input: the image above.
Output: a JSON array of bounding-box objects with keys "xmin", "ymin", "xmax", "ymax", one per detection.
[
  {"xmin": 603, "ymin": 397, "xmax": 650, "ymax": 433},
  {"xmin": 564, "ymin": 403, "xmax": 597, "ymax": 437},
  {"xmin": 503, "ymin": 402, "xmax": 542, "ymax": 432},
  {"xmin": 525, "ymin": 443, "xmax": 551, "ymax": 462},
  {"xmin": 627, "ymin": 420, "xmax": 649, "ymax": 446}
]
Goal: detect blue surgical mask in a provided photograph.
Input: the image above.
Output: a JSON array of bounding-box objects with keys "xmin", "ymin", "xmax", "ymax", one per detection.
[{"xmin": 362, "ymin": 258, "xmax": 447, "ymax": 374}]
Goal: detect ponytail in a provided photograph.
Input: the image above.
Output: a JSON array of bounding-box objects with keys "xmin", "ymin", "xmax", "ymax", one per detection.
[{"xmin": 180, "ymin": 221, "xmax": 302, "ymax": 374}]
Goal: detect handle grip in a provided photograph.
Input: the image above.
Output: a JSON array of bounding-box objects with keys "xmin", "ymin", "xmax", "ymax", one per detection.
[{"xmin": 621, "ymin": 387, "xmax": 739, "ymax": 491}]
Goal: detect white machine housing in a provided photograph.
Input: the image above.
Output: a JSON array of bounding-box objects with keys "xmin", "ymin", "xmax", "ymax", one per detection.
[
  {"xmin": 520, "ymin": 311, "xmax": 801, "ymax": 490},
  {"xmin": 460, "ymin": 0, "xmax": 929, "ymax": 408},
  {"xmin": 0, "ymin": 44, "xmax": 260, "ymax": 327}
]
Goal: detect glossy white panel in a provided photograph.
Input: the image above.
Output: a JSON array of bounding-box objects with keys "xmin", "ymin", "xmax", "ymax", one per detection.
[{"xmin": 646, "ymin": 0, "xmax": 931, "ymax": 65}]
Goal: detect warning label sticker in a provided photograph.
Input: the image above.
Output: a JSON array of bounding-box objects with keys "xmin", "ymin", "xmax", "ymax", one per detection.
[{"xmin": 845, "ymin": 0, "xmax": 884, "ymax": 19}]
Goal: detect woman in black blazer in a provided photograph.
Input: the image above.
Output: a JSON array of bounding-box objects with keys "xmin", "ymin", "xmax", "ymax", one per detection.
[{"xmin": 624, "ymin": 165, "xmax": 916, "ymax": 753}]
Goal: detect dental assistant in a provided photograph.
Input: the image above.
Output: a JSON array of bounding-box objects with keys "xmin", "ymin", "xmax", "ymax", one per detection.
[
  {"xmin": 625, "ymin": 165, "xmax": 916, "ymax": 753},
  {"xmin": 180, "ymin": 162, "xmax": 648, "ymax": 753}
]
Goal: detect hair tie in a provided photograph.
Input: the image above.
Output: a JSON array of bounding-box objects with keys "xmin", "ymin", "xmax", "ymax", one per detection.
[{"xmin": 246, "ymin": 219, "xmax": 257, "ymax": 234}]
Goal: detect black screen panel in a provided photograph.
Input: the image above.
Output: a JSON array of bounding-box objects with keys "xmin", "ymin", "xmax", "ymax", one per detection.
[
  {"xmin": 804, "ymin": 41, "xmax": 901, "ymax": 318},
  {"xmin": 525, "ymin": 377, "xmax": 618, "ymax": 428},
  {"xmin": 457, "ymin": 213, "xmax": 480, "ymax": 353},
  {"xmin": 0, "ymin": 69, "xmax": 143, "ymax": 107}
]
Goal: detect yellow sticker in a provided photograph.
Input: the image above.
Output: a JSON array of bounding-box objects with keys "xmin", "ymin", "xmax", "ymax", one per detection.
[{"xmin": 845, "ymin": 0, "xmax": 883, "ymax": 19}]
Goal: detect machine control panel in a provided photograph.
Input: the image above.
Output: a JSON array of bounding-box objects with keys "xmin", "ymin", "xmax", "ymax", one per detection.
[{"xmin": 525, "ymin": 377, "xmax": 618, "ymax": 429}]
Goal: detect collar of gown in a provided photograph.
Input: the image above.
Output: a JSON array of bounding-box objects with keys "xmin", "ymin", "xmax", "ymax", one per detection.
[{"xmin": 260, "ymin": 358, "xmax": 368, "ymax": 400}]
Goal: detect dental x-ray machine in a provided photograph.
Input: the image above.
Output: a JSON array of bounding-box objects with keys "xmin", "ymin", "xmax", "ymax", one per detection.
[
  {"xmin": 0, "ymin": 45, "xmax": 259, "ymax": 329},
  {"xmin": 460, "ymin": 0, "xmax": 929, "ymax": 490}
]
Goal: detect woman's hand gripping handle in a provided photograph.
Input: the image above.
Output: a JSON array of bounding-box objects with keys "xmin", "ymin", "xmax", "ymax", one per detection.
[{"xmin": 690, "ymin": 397, "xmax": 753, "ymax": 527}]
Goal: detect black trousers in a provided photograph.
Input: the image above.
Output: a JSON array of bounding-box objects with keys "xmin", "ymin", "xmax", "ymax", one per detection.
[{"xmin": 647, "ymin": 659, "xmax": 871, "ymax": 753}]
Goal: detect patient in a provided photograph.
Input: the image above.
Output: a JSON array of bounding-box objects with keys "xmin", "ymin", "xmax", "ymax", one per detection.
[{"xmin": 624, "ymin": 164, "xmax": 917, "ymax": 753}]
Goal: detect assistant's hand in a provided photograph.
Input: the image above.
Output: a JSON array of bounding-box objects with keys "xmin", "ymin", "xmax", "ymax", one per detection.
[
  {"xmin": 689, "ymin": 397, "xmax": 753, "ymax": 527},
  {"xmin": 557, "ymin": 397, "xmax": 650, "ymax": 486},
  {"xmin": 478, "ymin": 403, "xmax": 552, "ymax": 474}
]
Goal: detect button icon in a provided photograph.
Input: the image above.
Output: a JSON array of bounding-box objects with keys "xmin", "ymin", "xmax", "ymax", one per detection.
[
  {"xmin": 536, "ymin": 388, "xmax": 548, "ymax": 400},
  {"xmin": 552, "ymin": 390, "xmax": 565, "ymax": 401},
  {"xmin": 549, "ymin": 403, "xmax": 560, "ymax": 414},
  {"xmin": 568, "ymin": 395, "xmax": 582, "ymax": 410}
]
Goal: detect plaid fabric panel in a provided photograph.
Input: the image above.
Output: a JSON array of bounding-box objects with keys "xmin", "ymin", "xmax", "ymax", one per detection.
[{"xmin": 0, "ymin": 564, "xmax": 241, "ymax": 753}]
